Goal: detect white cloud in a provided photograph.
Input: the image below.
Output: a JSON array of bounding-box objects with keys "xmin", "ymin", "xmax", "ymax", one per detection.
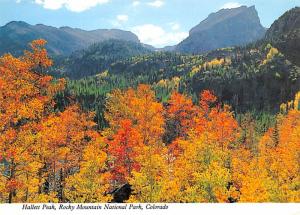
[
  {"xmin": 220, "ymin": 2, "xmax": 242, "ymax": 9},
  {"xmin": 112, "ymin": 15, "xmax": 128, "ymax": 27},
  {"xmin": 132, "ymin": 1, "xmax": 140, "ymax": 7},
  {"xmin": 169, "ymin": 22, "xmax": 180, "ymax": 31},
  {"xmin": 131, "ymin": 24, "xmax": 188, "ymax": 48},
  {"xmin": 34, "ymin": 0, "xmax": 110, "ymax": 12},
  {"xmin": 117, "ymin": 14, "xmax": 128, "ymax": 22},
  {"xmin": 147, "ymin": 0, "xmax": 164, "ymax": 8},
  {"xmin": 16, "ymin": 0, "xmax": 22, "ymax": 3}
]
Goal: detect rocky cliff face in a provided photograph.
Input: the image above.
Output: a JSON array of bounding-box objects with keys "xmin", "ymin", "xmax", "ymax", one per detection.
[{"xmin": 175, "ymin": 6, "xmax": 266, "ymax": 54}]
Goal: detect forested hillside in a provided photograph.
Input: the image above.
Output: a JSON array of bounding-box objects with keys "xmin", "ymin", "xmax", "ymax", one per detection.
[
  {"xmin": 55, "ymin": 7, "xmax": 300, "ymax": 131},
  {"xmin": 0, "ymin": 40, "xmax": 299, "ymax": 203},
  {"xmin": 61, "ymin": 42, "xmax": 300, "ymax": 129},
  {"xmin": 265, "ymin": 7, "xmax": 300, "ymax": 66},
  {"xmin": 58, "ymin": 39, "xmax": 152, "ymax": 79},
  {"xmin": 0, "ymin": 5, "xmax": 300, "ymax": 204}
]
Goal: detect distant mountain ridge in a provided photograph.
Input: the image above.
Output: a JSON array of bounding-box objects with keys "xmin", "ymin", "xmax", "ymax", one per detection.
[
  {"xmin": 1, "ymin": 6, "xmax": 298, "ymax": 59},
  {"xmin": 0, "ymin": 21, "xmax": 140, "ymax": 56},
  {"xmin": 175, "ymin": 6, "xmax": 266, "ymax": 54}
]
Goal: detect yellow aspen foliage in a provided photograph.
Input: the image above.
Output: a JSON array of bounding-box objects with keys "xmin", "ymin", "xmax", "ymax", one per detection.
[
  {"xmin": 231, "ymin": 148, "xmax": 279, "ymax": 202},
  {"xmin": 28, "ymin": 193, "xmax": 59, "ymax": 203},
  {"xmin": 189, "ymin": 57, "xmax": 229, "ymax": 77},
  {"xmin": 232, "ymin": 97, "xmax": 300, "ymax": 202},
  {"xmin": 280, "ymin": 103, "xmax": 288, "ymax": 114},
  {"xmin": 64, "ymin": 140, "xmax": 111, "ymax": 203},
  {"xmin": 127, "ymin": 145, "xmax": 169, "ymax": 203},
  {"xmin": 105, "ymin": 84, "xmax": 164, "ymax": 146},
  {"xmin": 294, "ymin": 91, "xmax": 300, "ymax": 110},
  {"xmin": 280, "ymin": 91, "xmax": 300, "ymax": 113},
  {"xmin": 167, "ymin": 131, "xmax": 232, "ymax": 202},
  {"xmin": 162, "ymin": 91, "xmax": 239, "ymax": 202},
  {"xmin": 262, "ymin": 46, "xmax": 279, "ymax": 65},
  {"xmin": 157, "ymin": 79, "xmax": 168, "ymax": 87}
]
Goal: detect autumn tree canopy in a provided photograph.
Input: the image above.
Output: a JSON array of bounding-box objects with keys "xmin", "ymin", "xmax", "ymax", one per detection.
[{"xmin": 0, "ymin": 40, "xmax": 299, "ymax": 203}]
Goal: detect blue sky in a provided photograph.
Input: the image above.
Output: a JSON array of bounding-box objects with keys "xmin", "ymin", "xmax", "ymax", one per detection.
[{"xmin": 0, "ymin": 0, "xmax": 299, "ymax": 47}]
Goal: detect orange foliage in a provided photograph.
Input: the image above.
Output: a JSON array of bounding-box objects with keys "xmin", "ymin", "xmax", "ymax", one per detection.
[
  {"xmin": 0, "ymin": 40, "xmax": 108, "ymax": 203},
  {"xmin": 107, "ymin": 119, "xmax": 142, "ymax": 184},
  {"xmin": 1, "ymin": 40, "xmax": 299, "ymax": 203},
  {"xmin": 165, "ymin": 92, "xmax": 198, "ymax": 141},
  {"xmin": 232, "ymin": 102, "xmax": 300, "ymax": 202}
]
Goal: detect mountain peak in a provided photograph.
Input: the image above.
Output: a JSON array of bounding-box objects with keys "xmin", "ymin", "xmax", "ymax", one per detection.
[
  {"xmin": 4, "ymin": 21, "xmax": 30, "ymax": 28},
  {"xmin": 190, "ymin": 5, "xmax": 260, "ymax": 35},
  {"xmin": 176, "ymin": 5, "xmax": 266, "ymax": 54}
]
